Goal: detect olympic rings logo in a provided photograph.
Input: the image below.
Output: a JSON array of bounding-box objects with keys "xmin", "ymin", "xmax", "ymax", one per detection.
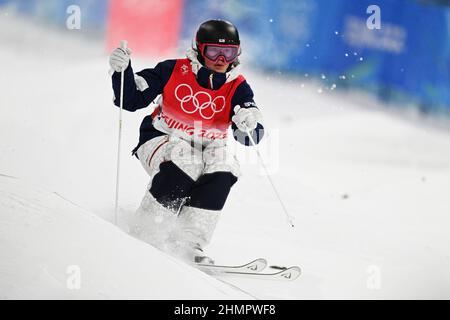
[{"xmin": 174, "ymin": 84, "xmax": 226, "ymax": 120}]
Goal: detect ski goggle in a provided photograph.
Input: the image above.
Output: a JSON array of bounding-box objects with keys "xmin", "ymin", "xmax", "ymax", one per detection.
[{"xmin": 199, "ymin": 43, "xmax": 240, "ymax": 63}]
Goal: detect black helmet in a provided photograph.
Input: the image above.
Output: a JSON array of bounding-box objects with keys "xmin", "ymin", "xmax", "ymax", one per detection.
[
  {"xmin": 196, "ymin": 19, "xmax": 240, "ymax": 46},
  {"xmin": 195, "ymin": 19, "xmax": 241, "ymax": 65}
]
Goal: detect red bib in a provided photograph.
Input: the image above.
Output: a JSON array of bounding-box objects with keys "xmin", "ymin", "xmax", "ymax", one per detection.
[{"xmin": 159, "ymin": 58, "xmax": 245, "ymax": 140}]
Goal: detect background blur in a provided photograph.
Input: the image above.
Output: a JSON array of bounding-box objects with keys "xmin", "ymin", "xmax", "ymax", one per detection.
[{"xmin": 1, "ymin": 0, "xmax": 449, "ymax": 114}]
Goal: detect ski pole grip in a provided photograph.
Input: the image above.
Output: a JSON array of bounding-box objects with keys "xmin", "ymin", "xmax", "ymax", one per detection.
[
  {"xmin": 120, "ymin": 40, "xmax": 128, "ymax": 51},
  {"xmin": 107, "ymin": 40, "xmax": 128, "ymax": 76}
]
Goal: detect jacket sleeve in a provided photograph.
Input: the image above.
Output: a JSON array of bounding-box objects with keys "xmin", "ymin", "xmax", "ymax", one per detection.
[
  {"xmin": 111, "ymin": 59, "xmax": 176, "ymax": 112},
  {"xmin": 230, "ymin": 80, "xmax": 265, "ymax": 146}
]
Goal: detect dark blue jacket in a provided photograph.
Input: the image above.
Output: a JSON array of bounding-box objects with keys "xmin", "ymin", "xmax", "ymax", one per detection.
[{"xmin": 111, "ymin": 59, "xmax": 264, "ymax": 155}]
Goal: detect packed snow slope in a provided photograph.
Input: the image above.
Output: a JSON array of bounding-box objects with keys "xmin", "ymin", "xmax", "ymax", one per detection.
[
  {"xmin": 1, "ymin": 14, "xmax": 450, "ymax": 299},
  {"xmin": 0, "ymin": 175, "xmax": 251, "ymax": 299}
]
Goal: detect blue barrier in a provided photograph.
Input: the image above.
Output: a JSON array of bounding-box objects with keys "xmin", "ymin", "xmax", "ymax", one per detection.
[
  {"xmin": 0, "ymin": 0, "xmax": 108, "ymax": 34},
  {"xmin": 182, "ymin": 0, "xmax": 450, "ymax": 113},
  {"xmin": 380, "ymin": 1, "xmax": 450, "ymax": 112},
  {"xmin": 1, "ymin": 0, "xmax": 448, "ymax": 112},
  {"xmin": 323, "ymin": 0, "xmax": 450, "ymax": 112}
]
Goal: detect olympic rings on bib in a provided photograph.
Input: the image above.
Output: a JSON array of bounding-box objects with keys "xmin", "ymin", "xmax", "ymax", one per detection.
[{"xmin": 175, "ymin": 83, "xmax": 226, "ymax": 120}]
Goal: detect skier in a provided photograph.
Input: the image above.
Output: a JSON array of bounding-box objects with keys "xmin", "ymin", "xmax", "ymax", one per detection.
[{"xmin": 109, "ymin": 19, "xmax": 264, "ymax": 264}]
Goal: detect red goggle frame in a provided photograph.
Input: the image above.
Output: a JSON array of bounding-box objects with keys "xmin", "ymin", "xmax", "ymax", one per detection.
[{"xmin": 198, "ymin": 42, "xmax": 240, "ymax": 63}]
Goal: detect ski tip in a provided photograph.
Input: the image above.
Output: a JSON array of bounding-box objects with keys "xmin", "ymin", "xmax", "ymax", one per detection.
[
  {"xmin": 254, "ymin": 258, "xmax": 268, "ymax": 264},
  {"xmin": 291, "ymin": 266, "xmax": 302, "ymax": 273},
  {"xmin": 249, "ymin": 258, "xmax": 268, "ymax": 272},
  {"xmin": 280, "ymin": 266, "xmax": 302, "ymax": 280}
]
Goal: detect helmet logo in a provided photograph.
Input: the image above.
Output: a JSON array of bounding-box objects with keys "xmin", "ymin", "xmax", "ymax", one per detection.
[
  {"xmin": 218, "ymin": 39, "xmax": 225, "ymax": 43},
  {"xmin": 175, "ymin": 84, "xmax": 226, "ymax": 120}
]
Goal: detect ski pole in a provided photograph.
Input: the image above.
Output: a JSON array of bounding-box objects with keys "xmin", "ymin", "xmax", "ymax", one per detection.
[
  {"xmin": 114, "ymin": 40, "xmax": 128, "ymax": 226},
  {"xmin": 246, "ymin": 129, "xmax": 295, "ymax": 228}
]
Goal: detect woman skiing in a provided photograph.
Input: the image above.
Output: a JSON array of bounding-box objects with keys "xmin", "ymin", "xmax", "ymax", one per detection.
[{"xmin": 109, "ymin": 19, "xmax": 264, "ymax": 264}]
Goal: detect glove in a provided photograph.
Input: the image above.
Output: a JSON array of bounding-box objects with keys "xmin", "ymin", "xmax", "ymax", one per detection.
[
  {"xmin": 232, "ymin": 105, "xmax": 263, "ymax": 132},
  {"xmin": 109, "ymin": 47, "xmax": 132, "ymax": 72}
]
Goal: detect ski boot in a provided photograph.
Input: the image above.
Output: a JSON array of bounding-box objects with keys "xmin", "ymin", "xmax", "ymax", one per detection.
[{"xmin": 168, "ymin": 206, "xmax": 219, "ymax": 265}]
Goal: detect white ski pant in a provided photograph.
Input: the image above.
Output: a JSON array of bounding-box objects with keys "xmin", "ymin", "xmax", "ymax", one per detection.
[
  {"xmin": 131, "ymin": 134, "xmax": 239, "ymax": 256},
  {"xmin": 136, "ymin": 134, "xmax": 240, "ymax": 185}
]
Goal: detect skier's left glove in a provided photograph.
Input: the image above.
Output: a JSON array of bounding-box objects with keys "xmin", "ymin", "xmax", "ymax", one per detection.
[{"xmin": 232, "ymin": 105, "xmax": 263, "ymax": 132}]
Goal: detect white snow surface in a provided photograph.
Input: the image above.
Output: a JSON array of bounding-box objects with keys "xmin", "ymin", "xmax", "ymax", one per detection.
[
  {"xmin": 1, "ymin": 14, "xmax": 450, "ymax": 299},
  {"xmin": 0, "ymin": 175, "xmax": 250, "ymax": 299}
]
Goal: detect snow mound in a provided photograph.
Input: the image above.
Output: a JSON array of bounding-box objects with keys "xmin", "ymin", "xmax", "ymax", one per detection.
[{"xmin": 0, "ymin": 175, "xmax": 251, "ymax": 299}]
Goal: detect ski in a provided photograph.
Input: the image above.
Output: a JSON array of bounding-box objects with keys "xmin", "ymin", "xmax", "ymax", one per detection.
[
  {"xmin": 196, "ymin": 259, "xmax": 301, "ymax": 281},
  {"xmin": 196, "ymin": 258, "xmax": 267, "ymax": 274},
  {"xmin": 218, "ymin": 266, "xmax": 301, "ymax": 281}
]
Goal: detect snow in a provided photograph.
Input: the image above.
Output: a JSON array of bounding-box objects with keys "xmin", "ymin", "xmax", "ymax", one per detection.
[
  {"xmin": 0, "ymin": 175, "xmax": 251, "ymax": 299},
  {"xmin": 1, "ymin": 13, "xmax": 450, "ymax": 299}
]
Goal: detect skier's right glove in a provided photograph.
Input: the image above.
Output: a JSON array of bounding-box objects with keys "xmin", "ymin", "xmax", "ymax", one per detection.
[{"xmin": 109, "ymin": 47, "xmax": 132, "ymax": 72}]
